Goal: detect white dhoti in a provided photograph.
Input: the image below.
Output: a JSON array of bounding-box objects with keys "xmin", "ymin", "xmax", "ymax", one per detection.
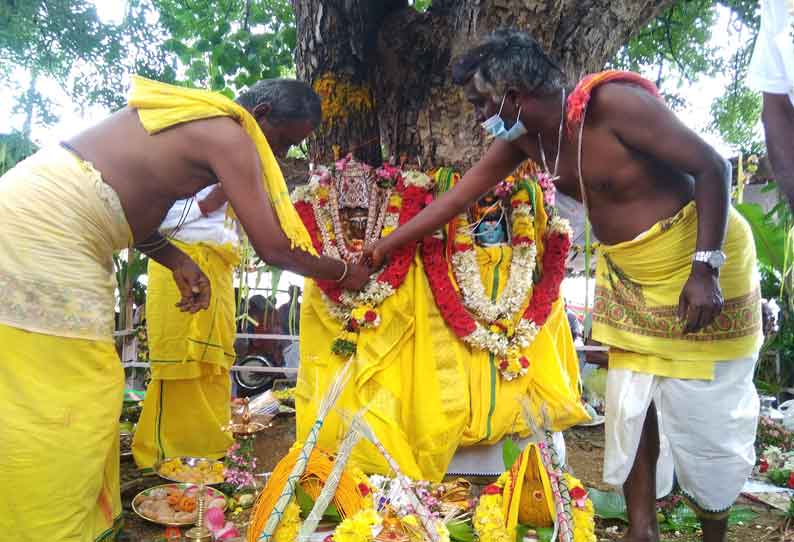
[{"xmin": 604, "ymin": 356, "xmax": 759, "ymax": 512}]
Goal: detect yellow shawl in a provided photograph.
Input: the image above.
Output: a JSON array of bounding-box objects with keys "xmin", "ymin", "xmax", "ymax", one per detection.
[
  {"xmin": 593, "ymin": 202, "xmax": 763, "ymax": 379},
  {"xmin": 127, "ymin": 76, "xmax": 316, "ymax": 255}
]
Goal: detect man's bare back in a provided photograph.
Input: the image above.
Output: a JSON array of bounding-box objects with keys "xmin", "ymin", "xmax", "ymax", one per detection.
[
  {"xmin": 64, "ymin": 101, "xmax": 371, "ymax": 296},
  {"xmin": 67, "ymin": 109, "xmax": 239, "ymax": 243}
]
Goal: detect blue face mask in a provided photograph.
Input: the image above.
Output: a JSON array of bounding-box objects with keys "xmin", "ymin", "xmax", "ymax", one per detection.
[{"xmin": 481, "ymin": 94, "xmax": 527, "ymax": 142}]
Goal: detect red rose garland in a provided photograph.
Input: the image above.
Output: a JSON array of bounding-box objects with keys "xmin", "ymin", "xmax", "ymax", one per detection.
[
  {"xmin": 420, "ymin": 180, "xmax": 571, "ymax": 379},
  {"xmin": 294, "ymin": 178, "xmax": 429, "ymax": 311}
]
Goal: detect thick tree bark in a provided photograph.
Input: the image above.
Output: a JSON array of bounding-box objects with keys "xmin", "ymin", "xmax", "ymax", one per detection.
[{"xmin": 295, "ymin": 0, "xmax": 675, "ymax": 170}]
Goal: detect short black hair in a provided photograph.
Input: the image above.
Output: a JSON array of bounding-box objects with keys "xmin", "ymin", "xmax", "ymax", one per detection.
[
  {"xmin": 236, "ymin": 79, "xmax": 322, "ymax": 127},
  {"xmin": 451, "ymin": 29, "xmax": 565, "ymax": 96}
]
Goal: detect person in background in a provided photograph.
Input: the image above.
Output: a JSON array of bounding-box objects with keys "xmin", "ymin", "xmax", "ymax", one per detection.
[
  {"xmin": 277, "ymin": 285, "xmax": 302, "ymax": 336},
  {"xmin": 748, "ymin": 0, "xmax": 794, "ymax": 210},
  {"xmin": 132, "ymin": 184, "xmax": 240, "ymax": 469}
]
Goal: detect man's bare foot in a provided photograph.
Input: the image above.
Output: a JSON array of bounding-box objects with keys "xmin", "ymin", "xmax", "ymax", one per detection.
[{"xmin": 620, "ymin": 526, "xmax": 660, "ymax": 542}]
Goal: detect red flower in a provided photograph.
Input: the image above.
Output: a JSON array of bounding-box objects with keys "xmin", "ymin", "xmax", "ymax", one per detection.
[
  {"xmin": 358, "ymin": 483, "xmax": 370, "ymax": 496},
  {"xmin": 347, "ymin": 320, "xmax": 359, "ymax": 332},
  {"xmin": 759, "ymin": 459, "xmax": 769, "ymax": 473},
  {"xmin": 364, "ymin": 310, "xmax": 377, "ymax": 323},
  {"xmin": 569, "ymin": 487, "xmax": 587, "ymax": 500},
  {"xmin": 520, "ymin": 357, "xmax": 530, "ymax": 369},
  {"xmin": 482, "ymin": 484, "xmax": 503, "ymax": 495},
  {"xmin": 499, "ymin": 360, "xmax": 509, "ymax": 370},
  {"xmin": 787, "ymin": 472, "xmax": 794, "ymax": 489}
]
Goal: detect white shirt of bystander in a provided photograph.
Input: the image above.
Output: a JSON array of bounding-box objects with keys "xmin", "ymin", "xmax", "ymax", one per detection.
[{"xmin": 748, "ymin": 0, "xmax": 794, "ymax": 106}]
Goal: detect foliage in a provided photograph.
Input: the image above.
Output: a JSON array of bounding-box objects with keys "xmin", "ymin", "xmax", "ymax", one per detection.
[
  {"xmin": 615, "ymin": 0, "xmax": 763, "ymax": 152},
  {"xmin": 0, "ymin": 132, "xmax": 37, "ymax": 175},
  {"xmin": 612, "ymin": 0, "xmax": 721, "ymax": 102},
  {"xmin": 737, "ymin": 194, "xmax": 794, "ymax": 390},
  {"xmin": 155, "ymin": 0, "xmax": 296, "ymax": 95},
  {"xmin": 114, "ymin": 249, "xmax": 148, "ymax": 331},
  {"xmin": 0, "ymin": 0, "xmax": 171, "ymax": 130},
  {"xmin": 590, "ymin": 488, "xmax": 756, "ymax": 532},
  {"xmin": 409, "ymin": 0, "xmax": 432, "ymax": 12}
]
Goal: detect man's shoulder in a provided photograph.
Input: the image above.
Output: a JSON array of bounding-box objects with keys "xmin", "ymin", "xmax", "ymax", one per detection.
[{"xmin": 178, "ymin": 116, "xmax": 248, "ymax": 144}]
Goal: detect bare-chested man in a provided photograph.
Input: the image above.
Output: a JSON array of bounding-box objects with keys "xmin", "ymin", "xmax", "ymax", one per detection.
[
  {"xmin": 366, "ymin": 30, "xmax": 762, "ymax": 542},
  {"xmin": 0, "ymin": 78, "xmax": 368, "ymax": 541}
]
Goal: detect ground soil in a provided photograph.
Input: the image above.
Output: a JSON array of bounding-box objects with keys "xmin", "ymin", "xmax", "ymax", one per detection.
[{"xmin": 119, "ymin": 419, "xmax": 792, "ymax": 541}]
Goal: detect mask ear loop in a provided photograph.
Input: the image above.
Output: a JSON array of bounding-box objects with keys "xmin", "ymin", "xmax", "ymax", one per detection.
[
  {"xmin": 468, "ymin": 201, "xmax": 506, "ymax": 237},
  {"xmin": 497, "ymin": 94, "xmax": 507, "ymax": 116}
]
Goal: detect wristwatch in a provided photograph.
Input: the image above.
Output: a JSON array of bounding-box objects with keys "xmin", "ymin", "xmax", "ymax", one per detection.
[{"xmin": 693, "ymin": 250, "xmax": 726, "ymax": 270}]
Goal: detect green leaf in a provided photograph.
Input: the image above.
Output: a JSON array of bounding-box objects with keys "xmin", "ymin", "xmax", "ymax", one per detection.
[
  {"xmin": 728, "ymin": 506, "xmax": 758, "ymax": 526},
  {"xmin": 663, "ymin": 504, "xmax": 700, "ymax": 532},
  {"xmin": 588, "ymin": 488, "xmax": 628, "ymax": 522},
  {"xmin": 447, "ymin": 520, "xmax": 475, "ymax": 542},
  {"xmin": 536, "ymin": 527, "xmax": 553, "ymax": 541},
  {"xmin": 323, "ymin": 502, "xmax": 342, "ymax": 522},
  {"xmin": 735, "ymin": 202, "xmax": 787, "ymax": 272},
  {"xmin": 515, "ymin": 524, "xmax": 530, "ymax": 542},
  {"xmin": 503, "ymin": 438, "xmax": 522, "ymax": 470},
  {"xmin": 295, "ymin": 485, "xmax": 314, "ymax": 517}
]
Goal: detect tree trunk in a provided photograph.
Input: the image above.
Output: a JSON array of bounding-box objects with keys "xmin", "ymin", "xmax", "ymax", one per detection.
[{"xmin": 294, "ymin": 0, "xmax": 675, "ymax": 170}]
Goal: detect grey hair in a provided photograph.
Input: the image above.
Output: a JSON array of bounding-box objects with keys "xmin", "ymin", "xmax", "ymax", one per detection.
[
  {"xmin": 451, "ymin": 29, "xmax": 565, "ymax": 97},
  {"xmin": 236, "ymin": 79, "xmax": 322, "ymax": 127}
]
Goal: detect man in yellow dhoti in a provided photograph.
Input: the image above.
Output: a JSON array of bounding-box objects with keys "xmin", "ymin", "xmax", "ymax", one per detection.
[
  {"xmin": 366, "ymin": 29, "xmax": 762, "ymax": 542},
  {"xmin": 0, "ymin": 77, "xmax": 369, "ymax": 542},
  {"xmin": 133, "ymin": 184, "xmax": 240, "ymax": 468}
]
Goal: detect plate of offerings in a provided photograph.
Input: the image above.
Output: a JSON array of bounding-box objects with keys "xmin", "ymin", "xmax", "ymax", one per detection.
[
  {"xmin": 154, "ymin": 456, "xmax": 226, "ymax": 485},
  {"xmin": 131, "ymin": 483, "xmax": 226, "ymax": 526}
]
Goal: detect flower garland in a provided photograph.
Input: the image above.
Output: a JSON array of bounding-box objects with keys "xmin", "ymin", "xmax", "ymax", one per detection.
[
  {"xmin": 292, "ymin": 168, "xmax": 434, "ymax": 356},
  {"xmin": 422, "ymin": 173, "xmax": 572, "ymax": 380},
  {"xmin": 273, "ymin": 500, "xmax": 302, "ymax": 542}
]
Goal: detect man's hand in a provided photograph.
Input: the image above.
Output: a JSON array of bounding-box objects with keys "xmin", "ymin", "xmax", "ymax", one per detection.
[
  {"xmin": 339, "ymin": 261, "xmax": 372, "ymax": 291},
  {"xmin": 363, "ymin": 239, "xmax": 389, "ymax": 271},
  {"xmin": 172, "ymin": 254, "xmax": 211, "ymax": 312},
  {"xmin": 678, "ymin": 263, "xmax": 723, "ymax": 333},
  {"xmin": 197, "ymin": 184, "xmax": 227, "ymax": 215}
]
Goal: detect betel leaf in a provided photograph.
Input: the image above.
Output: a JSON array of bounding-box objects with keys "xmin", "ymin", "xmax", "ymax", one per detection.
[
  {"xmin": 588, "ymin": 488, "xmax": 628, "ymax": 522},
  {"xmin": 447, "ymin": 520, "xmax": 475, "ymax": 542},
  {"xmin": 503, "ymin": 438, "xmax": 522, "ymax": 470}
]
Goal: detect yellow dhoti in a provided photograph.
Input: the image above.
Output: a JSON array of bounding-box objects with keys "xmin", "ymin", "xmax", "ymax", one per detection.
[
  {"xmin": 296, "ymin": 255, "xmax": 469, "ymax": 482},
  {"xmin": 0, "ymin": 146, "xmax": 130, "ymax": 541},
  {"xmin": 593, "ymin": 202, "xmax": 763, "ymax": 378},
  {"xmin": 133, "ymin": 241, "xmax": 239, "ymax": 468}
]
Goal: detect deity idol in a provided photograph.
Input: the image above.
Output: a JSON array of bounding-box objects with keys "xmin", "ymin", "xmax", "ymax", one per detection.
[{"xmin": 293, "ymin": 159, "xmax": 587, "ymax": 482}]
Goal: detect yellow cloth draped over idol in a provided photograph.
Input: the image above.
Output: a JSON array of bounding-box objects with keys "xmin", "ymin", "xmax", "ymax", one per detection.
[
  {"xmin": 593, "ymin": 202, "xmax": 763, "ymax": 380},
  {"xmin": 463, "ymin": 247, "xmax": 584, "ymax": 446},
  {"xmin": 132, "ymin": 240, "xmax": 240, "ymax": 469},
  {"xmin": 0, "ymin": 147, "xmax": 129, "ymax": 541},
  {"xmin": 296, "ymin": 167, "xmax": 587, "ymax": 482},
  {"xmin": 297, "ymin": 254, "xmax": 469, "ymax": 482}
]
